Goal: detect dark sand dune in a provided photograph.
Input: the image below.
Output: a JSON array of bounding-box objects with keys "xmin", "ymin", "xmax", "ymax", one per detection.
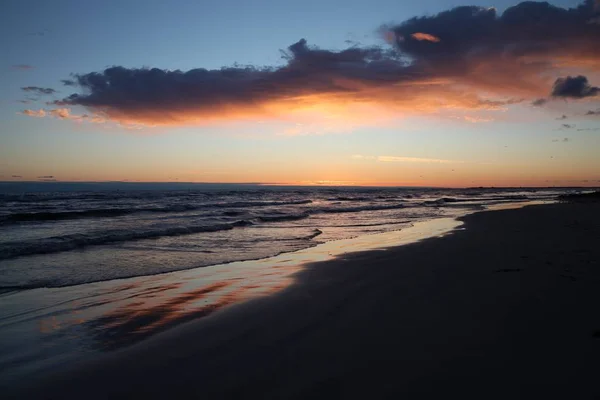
[{"xmin": 15, "ymin": 203, "xmax": 600, "ymax": 399}]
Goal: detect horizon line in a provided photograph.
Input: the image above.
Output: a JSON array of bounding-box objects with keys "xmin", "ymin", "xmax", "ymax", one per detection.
[{"xmin": 0, "ymin": 180, "xmax": 598, "ymax": 190}]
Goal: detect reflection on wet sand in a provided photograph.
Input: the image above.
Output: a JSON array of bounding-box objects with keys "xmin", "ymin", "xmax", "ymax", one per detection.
[
  {"xmin": 0, "ymin": 217, "xmax": 460, "ymax": 385},
  {"xmin": 88, "ymin": 281, "xmax": 232, "ymax": 349},
  {"xmin": 78, "ymin": 218, "xmax": 461, "ymax": 350},
  {"xmin": 69, "ymin": 267, "xmax": 294, "ymax": 350}
]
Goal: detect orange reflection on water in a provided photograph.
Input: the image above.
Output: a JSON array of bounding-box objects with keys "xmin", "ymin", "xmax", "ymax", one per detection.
[
  {"xmin": 34, "ymin": 218, "xmax": 462, "ymax": 353},
  {"xmin": 84, "ymin": 265, "xmax": 296, "ymax": 350}
]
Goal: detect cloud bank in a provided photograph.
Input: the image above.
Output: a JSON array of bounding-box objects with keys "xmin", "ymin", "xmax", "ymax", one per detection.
[{"xmin": 24, "ymin": 1, "xmax": 600, "ymax": 127}]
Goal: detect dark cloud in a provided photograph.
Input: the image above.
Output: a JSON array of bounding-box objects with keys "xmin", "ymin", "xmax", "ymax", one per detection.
[
  {"xmin": 562, "ymin": 124, "xmax": 574, "ymax": 129},
  {"xmin": 586, "ymin": 109, "xmax": 600, "ymax": 115},
  {"xmin": 551, "ymin": 75, "xmax": 599, "ymax": 98},
  {"xmin": 389, "ymin": 1, "xmax": 600, "ymax": 93},
  {"xmin": 49, "ymin": 1, "xmax": 600, "ymax": 126},
  {"xmin": 552, "ymin": 138, "xmax": 570, "ymax": 142},
  {"xmin": 37, "ymin": 176, "xmax": 54, "ymax": 179},
  {"xmin": 391, "ymin": 1, "xmax": 600, "ymax": 59},
  {"xmin": 61, "ymin": 79, "xmax": 77, "ymax": 86},
  {"xmin": 556, "ymin": 115, "xmax": 568, "ymax": 120},
  {"xmin": 21, "ymin": 86, "xmax": 57, "ymax": 95},
  {"xmin": 11, "ymin": 175, "xmax": 22, "ymax": 178},
  {"xmin": 532, "ymin": 98, "xmax": 548, "ymax": 106},
  {"xmin": 12, "ymin": 64, "xmax": 34, "ymax": 70},
  {"xmin": 54, "ymin": 40, "xmax": 453, "ymax": 125}
]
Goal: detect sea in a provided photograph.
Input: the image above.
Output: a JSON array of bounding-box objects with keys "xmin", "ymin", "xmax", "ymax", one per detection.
[
  {"xmin": 0, "ymin": 182, "xmax": 576, "ymax": 292},
  {"xmin": 0, "ymin": 182, "xmax": 584, "ymax": 386}
]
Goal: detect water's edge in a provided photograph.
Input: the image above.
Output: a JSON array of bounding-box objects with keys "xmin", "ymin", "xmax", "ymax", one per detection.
[{"xmin": 0, "ymin": 200, "xmax": 551, "ymax": 387}]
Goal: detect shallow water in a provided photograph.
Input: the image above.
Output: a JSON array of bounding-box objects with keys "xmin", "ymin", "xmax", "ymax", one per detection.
[{"xmin": 0, "ymin": 183, "xmax": 568, "ymax": 290}]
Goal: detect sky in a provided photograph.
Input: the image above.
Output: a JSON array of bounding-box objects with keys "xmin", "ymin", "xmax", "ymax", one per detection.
[{"xmin": 1, "ymin": 0, "xmax": 599, "ymax": 187}]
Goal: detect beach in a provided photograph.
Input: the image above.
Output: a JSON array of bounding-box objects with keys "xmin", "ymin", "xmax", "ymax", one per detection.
[{"xmin": 9, "ymin": 201, "xmax": 599, "ymax": 399}]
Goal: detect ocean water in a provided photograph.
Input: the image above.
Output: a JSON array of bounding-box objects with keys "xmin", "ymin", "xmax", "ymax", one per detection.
[
  {"xmin": 0, "ymin": 182, "xmax": 582, "ymax": 386},
  {"xmin": 0, "ymin": 182, "xmax": 569, "ymax": 291}
]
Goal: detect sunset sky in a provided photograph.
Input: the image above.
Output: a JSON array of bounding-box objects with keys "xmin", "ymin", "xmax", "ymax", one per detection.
[{"xmin": 1, "ymin": 0, "xmax": 599, "ymax": 187}]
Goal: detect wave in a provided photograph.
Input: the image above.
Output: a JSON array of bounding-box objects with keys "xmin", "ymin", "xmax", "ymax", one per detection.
[
  {"xmin": 1, "ymin": 209, "xmax": 138, "ymax": 224},
  {"xmin": 0, "ymin": 199, "xmax": 314, "ymax": 225},
  {"xmin": 306, "ymin": 229, "xmax": 322, "ymax": 240},
  {"xmin": 214, "ymin": 199, "xmax": 312, "ymax": 208},
  {"xmin": 257, "ymin": 203, "xmax": 406, "ymax": 220},
  {"xmin": 424, "ymin": 195, "xmax": 530, "ymax": 205},
  {"xmin": 0, "ymin": 220, "xmax": 253, "ymax": 260},
  {"xmin": 266, "ymin": 228, "xmax": 323, "ymax": 241},
  {"xmin": 0, "ymin": 205, "xmax": 201, "ymax": 225},
  {"xmin": 257, "ymin": 213, "xmax": 310, "ymax": 222},
  {"xmin": 316, "ymin": 203, "xmax": 405, "ymax": 214},
  {"xmin": 326, "ymin": 196, "xmax": 369, "ymax": 202},
  {"xmin": 0, "ymin": 202, "xmax": 411, "ymax": 260},
  {"xmin": 222, "ymin": 210, "xmax": 245, "ymax": 216}
]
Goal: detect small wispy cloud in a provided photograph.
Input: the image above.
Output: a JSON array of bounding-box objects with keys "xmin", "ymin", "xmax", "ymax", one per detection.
[
  {"xmin": 352, "ymin": 154, "xmax": 464, "ymax": 164},
  {"xmin": 556, "ymin": 115, "xmax": 568, "ymax": 120},
  {"xmin": 12, "ymin": 64, "xmax": 34, "ymax": 70},
  {"xmin": 378, "ymin": 156, "xmax": 464, "ymax": 164},
  {"xmin": 27, "ymin": 29, "xmax": 49, "ymax": 37},
  {"xmin": 19, "ymin": 107, "xmax": 106, "ymax": 123},
  {"xmin": 552, "ymin": 137, "xmax": 570, "ymax": 143},
  {"xmin": 351, "ymin": 154, "xmax": 376, "ymax": 160},
  {"xmin": 463, "ymin": 116, "xmax": 494, "ymax": 123},
  {"xmin": 20, "ymin": 109, "xmax": 46, "ymax": 117},
  {"xmin": 48, "ymin": 108, "xmax": 71, "ymax": 118},
  {"xmin": 21, "ymin": 86, "xmax": 56, "ymax": 95}
]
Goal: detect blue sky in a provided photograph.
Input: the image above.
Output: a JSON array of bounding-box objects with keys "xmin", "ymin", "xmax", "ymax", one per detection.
[{"xmin": 1, "ymin": 0, "xmax": 599, "ymax": 186}]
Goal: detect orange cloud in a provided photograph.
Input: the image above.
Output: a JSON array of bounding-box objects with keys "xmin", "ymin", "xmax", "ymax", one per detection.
[
  {"xmin": 20, "ymin": 107, "xmax": 106, "ymax": 124},
  {"xmin": 31, "ymin": 1, "xmax": 599, "ymax": 130},
  {"xmin": 410, "ymin": 32, "xmax": 441, "ymax": 42},
  {"xmin": 20, "ymin": 109, "xmax": 46, "ymax": 117},
  {"xmin": 48, "ymin": 108, "xmax": 71, "ymax": 118}
]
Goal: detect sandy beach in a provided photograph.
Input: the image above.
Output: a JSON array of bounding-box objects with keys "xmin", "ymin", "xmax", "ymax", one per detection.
[{"xmin": 10, "ymin": 202, "xmax": 600, "ymax": 399}]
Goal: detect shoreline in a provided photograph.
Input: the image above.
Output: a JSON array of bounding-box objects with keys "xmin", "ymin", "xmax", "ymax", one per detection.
[
  {"xmin": 9, "ymin": 201, "xmax": 600, "ymax": 398},
  {"xmin": 0, "ymin": 209, "xmax": 466, "ymax": 386},
  {"xmin": 3, "ymin": 199, "xmax": 551, "ymax": 294}
]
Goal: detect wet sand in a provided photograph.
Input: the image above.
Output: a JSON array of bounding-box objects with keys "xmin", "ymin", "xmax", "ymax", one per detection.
[{"xmin": 13, "ymin": 202, "xmax": 600, "ymax": 399}]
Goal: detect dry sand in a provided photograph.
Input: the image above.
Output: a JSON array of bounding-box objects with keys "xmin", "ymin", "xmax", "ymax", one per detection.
[{"xmin": 14, "ymin": 202, "xmax": 600, "ymax": 399}]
